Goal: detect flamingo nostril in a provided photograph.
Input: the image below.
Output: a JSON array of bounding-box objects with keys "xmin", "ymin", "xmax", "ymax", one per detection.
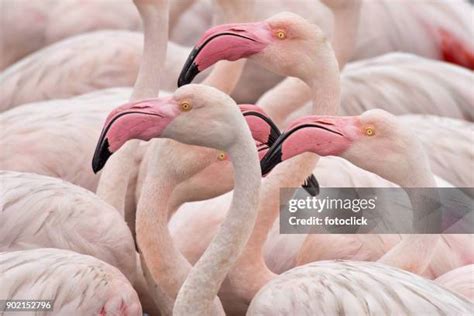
[
  {"xmin": 313, "ymin": 120, "xmax": 335, "ymax": 126},
  {"xmin": 229, "ymin": 27, "xmax": 246, "ymax": 33}
]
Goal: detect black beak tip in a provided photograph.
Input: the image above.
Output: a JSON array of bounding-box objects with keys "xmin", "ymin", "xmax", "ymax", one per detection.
[
  {"xmin": 260, "ymin": 148, "xmax": 282, "ymax": 176},
  {"xmin": 268, "ymin": 128, "xmax": 280, "ymax": 146},
  {"xmin": 92, "ymin": 138, "xmax": 112, "ymax": 174},
  {"xmin": 177, "ymin": 62, "xmax": 200, "ymax": 87},
  {"xmin": 302, "ymin": 175, "xmax": 320, "ymax": 197},
  {"xmin": 178, "ymin": 46, "xmax": 201, "ymax": 87}
]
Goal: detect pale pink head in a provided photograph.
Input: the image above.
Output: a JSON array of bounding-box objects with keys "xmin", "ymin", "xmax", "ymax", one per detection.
[
  {"xmin": 260, "ymin": 109, "xmax": 421, "ymax": 183},
  {"xmin": 178, "ymin": 12, "xmax": 328, "ymax": 86},
  {"xmin": 92, "ymin": 84, "xmax": 247, "ymax": 173}
]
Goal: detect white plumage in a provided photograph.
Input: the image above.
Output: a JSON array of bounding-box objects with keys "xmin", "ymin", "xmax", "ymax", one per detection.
[
  {"xmin": 248, "ymin": 261, "xmax": 473, "ymax": 315},
  {"xmin": 0, "ymin": 248, "xmax": 142, "ymax": 315}
]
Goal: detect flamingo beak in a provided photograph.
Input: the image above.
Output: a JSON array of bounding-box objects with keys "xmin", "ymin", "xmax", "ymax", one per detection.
[
  {"xmin": 302, "ymin": 175, "xmax": 320, "ymax": 197},
  {"xmin": 260, "ymin": 121, "xmax": 348, "ymax": 189},
  {"xmin": 178, "ymin": 21, "xmax": 273, "ymax": 86},
  {"xmin": 259, "ymin": 132, "xmax": 286, "ymax": 176},
  {"xmin": 92, "ymin": 97, "xmax": 179, "ymax": 173},
  {"xmin": 241, "ymin": 108, "xmax": 280, "ymax": 145}
]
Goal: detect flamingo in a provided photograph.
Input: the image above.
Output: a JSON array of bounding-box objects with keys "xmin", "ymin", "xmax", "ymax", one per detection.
[
  {"xmin": 260, "ymin": 110, "xmax": 471, "ymax": 273},
  {"xmin": 247, "ymin": 260, "xmax": 472, "ymax": 315},
  {"xmin": 263, "ymin": 113, "xmax": 473, "ymax": 275},
  {"xmin": 0, "ymin": 248, "xmax": 142, "ymax": 315},
  {"xmin": 225, "ymin": 109, "xmax": 472, "ymax": 315},
  {"xmin": 92, "ymin": 84, "xmax": 262, "ymax": 315},
  {"xmin": 169, "ymin": 107, "xmax": 462, "ymax": 313},
  {"xmin": 93, "ymin": 0, "xmax": 258, "ymax": 214},
  {"xmin": 256, "ymin": 0, "xmax": 362, "ymax": 115},
  {"xmin": 0, "ymin": 170, "xmax": 159, "ymax": 314}
]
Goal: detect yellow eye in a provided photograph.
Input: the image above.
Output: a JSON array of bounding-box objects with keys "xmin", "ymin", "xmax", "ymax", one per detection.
[
  {"xmin": 180, "ymin": 101, "xmax": 192, "ymax": 112},
  {"xmin": 217, "ymin": 152, "xmax": 226, "ymax": 161},
  {"xmin": 275, "ymin": 30, "xmax": 286, "ymax": 40},
  {"xmin": 365, "ymin": 127, "xmax": 375, "ymax": 136}
]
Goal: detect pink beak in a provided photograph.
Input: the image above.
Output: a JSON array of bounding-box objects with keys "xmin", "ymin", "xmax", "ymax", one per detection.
[
  {"xmin": 239, "ymin": 104, "xmax": 280, "ymax": 145},
  {"xmin": 178, "ymin": 21, "xmax": 272, "ymax": 86},
  {"xmin": 92, "ymin": 97, "xmax": 179, "ymax": 173},
  {"xmin": 260, "ymin": 116, "xmax": 356, "ymax": 176}
]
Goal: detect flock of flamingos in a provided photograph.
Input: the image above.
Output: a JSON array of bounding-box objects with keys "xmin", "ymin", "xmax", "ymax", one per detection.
[{"xmin": 1, "ymin": 0, "xmax": 474, "ymax": 315}]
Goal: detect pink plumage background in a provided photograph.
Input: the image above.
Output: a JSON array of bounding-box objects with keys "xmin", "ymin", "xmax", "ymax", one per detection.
[{"xmin": 0, "ymin": 0, "xmax": 473, "ymax": 315}]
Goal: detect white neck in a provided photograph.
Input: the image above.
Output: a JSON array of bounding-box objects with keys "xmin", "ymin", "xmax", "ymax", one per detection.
[
  {"xmin": 135, "ymin": 149, "xmax": 192, "ymax": 314},
  {"xmin": 330, "ymin": 1, "xmax": 362, "ymax": 69},
  {"xmin": 132, "ymin": 1, "xmax": 169, "ymax": 100},
  {"xmin": 371, "ymin": 141, "xmax": 440, "ymax": 274},
  {"xmin": 96, "ymin": 0, "xmax": 169, "ymax": 212},
  {"xmin": 229, "ymin": 153, "xmax": 317, "ymax": 299},
  {"xmin": 258, "ymin": 8, "xmax": 355, "ymax": 123},
  {"xmin": 305, "ymin": 43, "xmax": 341, "ymax": 115},
  {"xmin": 173, "ymin": 131, "xmax": 261, "ymax": 315}
]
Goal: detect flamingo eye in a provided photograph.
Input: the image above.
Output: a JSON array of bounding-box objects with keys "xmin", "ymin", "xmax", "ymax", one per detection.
[
  {"xmin": 365, "ymin": 127, "xmax": 375, "ymax": 136},
  {"xmin": 180, "ymin": 101, "xmax": 192, "ymax": 112},
  {"xmin": 217, "ymin": 152, "xmax": 227, "ymax": 161},
  {"xmin": 275, "ymin": 30, "xmax": 286, "ymax": 40}
]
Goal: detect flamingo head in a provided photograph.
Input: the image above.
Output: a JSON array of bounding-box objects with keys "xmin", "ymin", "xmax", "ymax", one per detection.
[
  {"xmin": 178, "ymin": 12, "xmax": 328, "ymax": 86},
  {"xmin": 260, "ymin": 109, "xmax": 414, "ymax": 179},
  {"xmin": 92, "ymin": 84, "xmax": 247, "ymax": 173}
]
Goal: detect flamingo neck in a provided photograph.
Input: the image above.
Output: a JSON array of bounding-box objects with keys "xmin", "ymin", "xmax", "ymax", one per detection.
[
  {"xmin": 370, "ymin": 138, "xmax": 439, "ymax": 274},
  {"xmin": 132, "ymin": 1, "xmax": 169, "ymax": 100},
  {"xmin": 225, "ymin": 32, "xmax": 342, "ymax": 299},
  {"xmin": 331, "ymin": 2, "xmax": 362, "ymax": 69},
  {"xmin": 202, "ymin": 60, "xmax": 247, "ymax": 94},
  {"xmin": 174, "ymin": 131, "xmax": 261, "ymax": 315},
  {"xmin": 135, "ymin": 152, "xmax": 191, "ymax": 314},
  {"xmin": 96, "ymin": 0, "xmax": 169, "ymax": 212},
  {"xmin": 230, "ymin": 153, "xmax": 317, "ymax": 300},
  {"xmin": 306, "ymin": 55, "xmax": 341, "ymax": 116}
]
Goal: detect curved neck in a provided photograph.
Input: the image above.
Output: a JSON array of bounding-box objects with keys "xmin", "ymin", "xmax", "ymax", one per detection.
[
  {"xmin": 258, "ymin": 10, "xmax": 351, "ymax": 122},
  {"xmin": 230, "ymin": 153, "xmax": 317, "ymax": 299},
  {"xmin": 371, "ymin": 141, "xmax": 440, "ymax": 274},
  {"xmin": 135, "ymin": 152, "xmax": 192, "ymax": 314},
  {"xmin": 96, "ymin": 0, "xmax": 169, "ymax": 212},
  {"xmin": 305, "ymin": 44, "xmax": 341, "ymax": 115},
  {"xmin": 173, "ymin": 132, "xmax": 261, "ymax": 315},
  {"xmin": 233, "ymin": 31, "xmax": 342, "ymax": 299}
]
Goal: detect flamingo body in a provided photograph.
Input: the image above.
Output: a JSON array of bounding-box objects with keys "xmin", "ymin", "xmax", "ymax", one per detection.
[
  {"xmin": 0, "ymin": 248, "xmax": 142, "ymax": 316},
  {"xmin": 247, "ymin": 261, "xmax": 473, "ymax": 315}
]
